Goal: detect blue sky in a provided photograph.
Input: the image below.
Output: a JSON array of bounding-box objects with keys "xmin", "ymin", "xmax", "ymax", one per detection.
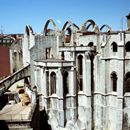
[{"xmin": 0, "ymin": 0, "xmax": 130, "ymax": 34}]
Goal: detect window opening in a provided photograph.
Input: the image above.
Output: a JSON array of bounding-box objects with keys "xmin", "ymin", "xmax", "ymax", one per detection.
[
  {"xmin": 125, "ymin": 42, "xmax": 130, "ymax": 52},
  {"xmin": 112, "ymin": 42, "xmax": 117, "ymax": 52},
  {"xmin": 111, "ymin": 72, "xmax": 117, "ymax": 92},
  {"xmin": 63, "ymin": 71, "xmax": 69, "ymax": 96},
  {"xmin": 78, "ymin": 55, "xmax": 83, "ymax": 91},
  {"xmin": 46, "ymin": 48, "xmax": 51, "ymax": 59},
  {"xmin": 50, "ymin": 72, "xmax": 56, "ymax": 94},
  {"xmin": 125, "ymin": 72, "xmax": 130, "ymax": 92}
]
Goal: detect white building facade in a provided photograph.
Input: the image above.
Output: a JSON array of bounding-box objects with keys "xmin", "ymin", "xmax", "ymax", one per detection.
[{"xmin": 22, "ymin": 15, "xmax": 130, "ymax": 130}]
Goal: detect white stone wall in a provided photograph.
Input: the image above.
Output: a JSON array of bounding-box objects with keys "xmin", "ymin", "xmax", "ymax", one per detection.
[{"xmin": 22, "ymin": 22, "xmax": 130, "ymax": 130}]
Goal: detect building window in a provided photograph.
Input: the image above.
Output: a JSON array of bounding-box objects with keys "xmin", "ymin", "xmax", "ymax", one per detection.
[
  {"xmin": 46, "ymin": 48, "xmax": 51, "ymax": 59},
  {"xmin": 50, "ymin": 72, "xmax": 56, "ymax": 95},
  {"xmin": 111, "ymin": 72, "xmax": 117, "ymax": 92},
  {"xmin": 125, "ymin": 41, "xmax": 130, "ymax": 52},
  {"xmin": 125, "ymin": 72, "xmax": 130, "ymax": 92},
  {"xmin": 112, "ymin": 42, "xmax": 117, "ymax": 52},
  {"xmin": 63, "ymin": 71, "xmax": 69, "ymax": 96},
  {"xmin": 78, "ymin": 55, "xmax": 83, "ymax": 91},
  {"xmin": 88, "ymin": 42, "xmax": 94, "ymax": 47}
]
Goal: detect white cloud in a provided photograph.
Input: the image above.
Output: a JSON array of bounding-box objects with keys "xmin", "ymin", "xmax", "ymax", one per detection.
[{"xmin": 57, "ymin": 20, "xmax": 61, "ymax": 24}]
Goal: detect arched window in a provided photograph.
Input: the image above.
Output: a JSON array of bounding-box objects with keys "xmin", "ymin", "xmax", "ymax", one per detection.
[
  {"xmin": 78, "ymin": 55, "xmax": 83, "ymax": 91},
  {"xmin": 50, "ymin": 72, "xmax": 56, "ymax": 95},
  {"xmin": 63, "ymin": 71, "xmax": 69, "ymax": 96},
  {"xmin": 125, "ymin": 41, "xmax": 130, "ymax": 52},
  {"xmin": 125, "ymin": 72, "xmax": 130, "ymax": 92},
  {"xmin": 112, "ymin": 42, "xmax": 117, "ymax": 52},
  {"xmin": 88, "ymin": 42, "xmax": 94, "ymax": 47},
  {"xmin": 111, "ymin": 72, "xmax": 117, "ymax": 92}
]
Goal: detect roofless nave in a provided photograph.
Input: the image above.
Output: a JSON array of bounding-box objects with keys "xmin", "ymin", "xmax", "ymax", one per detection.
[{"xmin": 1, "ymin": 14, "xmax": 130, "ymax": 130}]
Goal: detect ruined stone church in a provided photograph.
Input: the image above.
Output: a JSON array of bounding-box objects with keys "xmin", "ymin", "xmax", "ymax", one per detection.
[{"xmin": 22, "ymin": 14, "xmax": 130, "ymax": 130}]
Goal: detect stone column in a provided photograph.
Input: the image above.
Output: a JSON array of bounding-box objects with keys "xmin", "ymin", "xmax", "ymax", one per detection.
[
  {"xmin": 68, "ymin": 67, "xmax": 77, "ymax": 122},
  {"xmin": 84, "ymin": 52, "xmax": 91, "ymax": 95},
  {"xmin": 41, "ymin": 68, "xmax": 48, "ymax": 110},
  {"xmin": 106, "ymin": 94, "xmax": 118, "ymax": 130},
  {"xmin": 34, "ymin": 66, "xmax": 38, "ymax": 87},
  {"xmin": 94, "ymin": 93, "xmax": 104, "ymax": 130},
  {"xmin": 83, "ymin": 52, "xmax": 92, "ymax": 130},
  {"xmin": 123, "ymin": 93, "xmax": 130, "ymax": 130},
  {"xmin": 57, "ymin": 68, "xmax": 64, "ymax": 127},
  {"xmin": 94, "ymin": 54, "xmax": 101, "ymax": 92},
  {"xmin": 94, "ymin": 54, "xmax": 106, "ymax": 130},
  {"xmin": 100, "ymin": 59, "xmax": 106, "ymax": 93}
]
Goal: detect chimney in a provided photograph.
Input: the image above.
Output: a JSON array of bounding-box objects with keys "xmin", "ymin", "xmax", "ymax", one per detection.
[{"xmin": 126, "ymin": 13, "xmax": 130, "ymax": 29}]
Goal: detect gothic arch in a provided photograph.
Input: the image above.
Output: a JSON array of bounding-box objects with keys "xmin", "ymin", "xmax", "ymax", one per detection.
[
  {"xmin": 28, "ymin": 25, "xmax": 33, "ymax": 34},
  {"xmin": 25, "ymin": 25, "xmax": 34, "ymax": 36},
  {"xmin": 111, "ymin": 72, "xmax": 117, "ymax": 92},
  {"xmin": 62, "ymin": 20, "xmax": 79, "ymax": 31},
  {"xmin": 50, "ymin": 71, "xmax": 56, "ymax": 95},
  {"xmin": 100, "ymin": 24, "xmax": 112, "ymax": 32},
  {"xmin": 80, "ymin": 19, "xmax": 99, "ymax": 33},
  {"xmin": 125, "ymin": 41, "xmax": 130, "ymax": 52},
  {"xmin": 88, "ymin": 42, "xmax": 94, "ymax": 47},
  {"xmin": 111, "ymin": 42, "xmax": 118, "ymax": 52},
  {"xmin": 43, "ymin": 19, "xmax": 59, "ymax": 36},
  {"xmin": 62, "ymin": 21, "xmax": 79, "ymax": 43},
  {"xmin": 25, "ymin": 26, "xmax": 29, "ymax": 36}
]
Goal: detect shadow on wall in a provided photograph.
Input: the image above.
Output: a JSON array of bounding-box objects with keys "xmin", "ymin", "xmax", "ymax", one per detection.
[
  {"xmin": 40, "ymin": 107, "xmax": 52, "ymax": 130},
  {"xmin": 0, "ymin": 120, "xmax": 9, "ymax": 130}
]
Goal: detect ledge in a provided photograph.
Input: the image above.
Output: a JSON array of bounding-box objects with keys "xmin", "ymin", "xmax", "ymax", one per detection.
[{"xmin": 124, "ymin": 92, "xmax": 130, "ymax": 97}]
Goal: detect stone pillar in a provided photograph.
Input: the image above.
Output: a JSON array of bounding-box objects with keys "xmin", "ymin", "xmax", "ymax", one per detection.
[
  {"xmin": 41, "ymin": 68, "xmax": 48, "ymax": 110},
  {"xmin": 117, "ymin": 61, "xmax": 123, "ymax": 97},
  {"xmin": 85, "ymin": 52, "xmax": 92, "ymax": 130},
  {"xmin": 22, "ymin": 35, "xmax": 30, "ymax": 66},
  {"xmin": 38, "ymin": 68, "xmax": 43, "ymax": 110},
  {"xmin": 69, "ymin": 67, "xmax": 76, "ymax": 95},
  {"xmin": 94, "ymin": 54, "xmax": 101, "ymax": 92},
  {"xmin": 57, "ymin": 68, "xmax": 64, "ymax": 127},
  {"xmin": 43, "ymin": 69, "xmax": 47, "ymax": 97},
  {"xmin": 75, "ymin": 52, "xmax": 91, "ymax": 130},
  {"xmin": 94, "ymin": 56, "xmax": 107, "ymax": 130},
  {"xmin": 100, "ymin": 60, "xmax": 106, "ymax": 93},
  {"xmin": 94, "ymin": 93, "xmax": 105, "ymax": 130},
  {"xmin": 34, "ymin": 67, "xmax": 38, "ymax": 87},
  {"xmin": 94, "ymin": 57, "xmax": 106, "ymax": 130},
  {"xmin": 67, "ymin": 67, "xmax": 77, "ymax": 122},
  {"xmin": 84, "ymin": 52, "xmax": 91, "ymax": 95},
  {"xmin": 57, "ymin": 68, "xmax": 63, "ymax": 97},
  {"xmin": 106, "ymin": 94, "xmax": 118, "ymax": 130},
  {"xmin": 94, "ymin": 54, "xmax": 106, "ymax": 93},
  {"xmin": 123, "ymin": 93, "xmax": 130, "ymax": 130}
]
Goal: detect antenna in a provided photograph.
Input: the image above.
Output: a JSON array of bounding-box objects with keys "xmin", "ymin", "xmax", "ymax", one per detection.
[{"xmin": 0, "ymin": 25, "xmax": 4, "ymax": 34}]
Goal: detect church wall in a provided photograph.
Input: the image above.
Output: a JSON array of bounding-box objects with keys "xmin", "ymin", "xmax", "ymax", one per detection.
[{"xmin": 21, "ymin": 18, "xmax": 130, "ymax": 130}]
